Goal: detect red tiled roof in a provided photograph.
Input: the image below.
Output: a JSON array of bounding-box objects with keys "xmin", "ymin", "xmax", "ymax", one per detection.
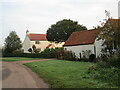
[
  {"xmin": 64, "ymin": 19, "xmax": 120, "ymax": 46},
  {"xmin": 28, "ymin": 33, "xmax": 47, "ymax": 41},
  {"xmin": 64, "ymin": 29, "xmax": 100, "ymax": 46},
  {"xmin": 46, "ymin": 44, "xmax": 54, "ymax": 48}
]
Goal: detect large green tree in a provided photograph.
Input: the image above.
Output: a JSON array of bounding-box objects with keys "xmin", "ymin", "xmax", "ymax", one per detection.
[
  {"xmin": 46, "ymin": 19, "xmax": 87, "ymax": 43},
  {"xmin": 4, "ymin": 31, "xmax": 22, "ymax": 54}
]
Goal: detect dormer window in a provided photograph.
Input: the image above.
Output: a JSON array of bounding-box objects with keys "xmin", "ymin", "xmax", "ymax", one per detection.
[{"xmin": 35, "ymin": 41, "xmax": 40, "ymax": 44}]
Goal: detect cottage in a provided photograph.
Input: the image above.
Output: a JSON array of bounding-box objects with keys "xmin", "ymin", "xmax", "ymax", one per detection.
[{"xmin": 22, "ymin": 30, "xmax": 64, "ymax": 53}]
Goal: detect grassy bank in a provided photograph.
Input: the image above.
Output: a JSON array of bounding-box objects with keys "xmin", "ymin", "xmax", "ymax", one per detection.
[{"xmin": 24, "ymin": 60, "xmax": 116, "ymax": 88}]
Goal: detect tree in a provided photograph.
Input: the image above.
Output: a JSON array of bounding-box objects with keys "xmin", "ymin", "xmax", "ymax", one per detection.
[
  {"xmin": 46, "ymin": 19, "xmax": 87, "ymax": 43},
  {"xmin": 0, "ymin": 48, "xmax": 2, "ymax": 57},
  {"xmin": 4, "ymin": 31, "xmax": 22, "ymax": 54},
  {"xmin": 97, "ymin": 10, "xmax": 120, "ymax": 56},
  {"xmin": 28, "ymin": 48, "xmax": 32, "ymax": 53},
  {"xmin": 32, "ymin": 45, "xmax": 36, "ymax": 52}
]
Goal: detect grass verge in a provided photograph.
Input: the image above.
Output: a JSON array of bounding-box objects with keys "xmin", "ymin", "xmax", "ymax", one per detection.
[{"xmin": 24, "ymin": 60, "xmax": 116, "ymax": 88}]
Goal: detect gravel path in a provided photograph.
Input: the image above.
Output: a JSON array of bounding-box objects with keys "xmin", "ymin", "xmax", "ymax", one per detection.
[{"xmin": 2, "ymin": 59, "xmax": 52, "ymax": 88}]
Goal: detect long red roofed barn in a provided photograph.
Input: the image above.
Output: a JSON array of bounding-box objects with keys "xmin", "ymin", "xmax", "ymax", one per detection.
[{"xmin": 63, "ymin": 29, "xmax": 104, "ymax": 58}]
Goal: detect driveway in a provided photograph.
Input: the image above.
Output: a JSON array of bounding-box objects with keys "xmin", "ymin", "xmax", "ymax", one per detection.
[{"xmin": 2, "ymin": 59, "xmax": 51, "ymax": 88}]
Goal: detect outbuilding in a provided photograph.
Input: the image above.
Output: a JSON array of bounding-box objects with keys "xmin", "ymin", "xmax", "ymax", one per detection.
[{"xmin": 63, "ymin": 29, "xmax": 104, "ymax": 58}]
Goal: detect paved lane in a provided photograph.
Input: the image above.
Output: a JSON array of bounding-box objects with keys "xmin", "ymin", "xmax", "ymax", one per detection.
[{"xmin": 2, "ymin": 62, "xmax": 50, "ymax": 88}]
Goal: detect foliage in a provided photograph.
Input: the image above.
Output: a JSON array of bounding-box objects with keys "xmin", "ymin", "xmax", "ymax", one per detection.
[
  {"xmin": 82, "ymin": 50, "xmax": 92, "ymax": 59},
  {"xmin": 88, "ymin": 55, "xmax": 120, "ymax": 87},
  {"xmin": 97, "ymin": 56, "xmax": 120, "ymax": 68},
  {"xmin": 57, "ymin": 50, "xmax": 76, "ymax": 60},
  {"xmin": 89, "ymin": 54, "xmax": 96, "ymax": 62},
  {"xmin": 28, "ymin": 48, "xmax": 32, "ymax": 53},
  {"xmin": 41, "ymin": 48, "xmax": 64, "ymax": 58},
  {"xmin": 13, "ymin": 49, "xmax": 24, "ymax": 54},
  {"xmin": 34, "ymin": 48, "xmax": 41, "ymax": 53},
  {"xmin": 2, "ymin": 48, "xmax": 63, "ymax": 58},
  {"xmin": 97, "ymin": 11, "xmax": 120, "ymax": 56},
  {"xmin": 93, "ymin": 13, "xmax": 120, "ymax": 87},
  {"xmin": 32, "ymin": 45, "xmax": 36, "ymax": 53},
  {"xmin": 46, "ymin": 19, "xmax": 87, "ymax": 43},
  {"xmin": 2, "ymin": 53, "xmax": 41, "ymax": 58},
  {"xmin": 88, "ymin": 65, "xmax": 119, "ymax": 87},
  {"xmin": 24, "ymin": 60, "xmax": 116, "ymax": 88},
  {"xmin": 4, "ymin": 31, "xmax": 22, "ymax": 54},
  {"xmin": 0, "ymin": 48, "xmax": 2, "ymax": 57}
]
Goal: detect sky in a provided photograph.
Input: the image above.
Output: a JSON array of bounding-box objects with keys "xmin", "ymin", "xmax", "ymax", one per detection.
[{"xmin": 0, "ymin": 0, "xmax": 119, "ymax": 47}]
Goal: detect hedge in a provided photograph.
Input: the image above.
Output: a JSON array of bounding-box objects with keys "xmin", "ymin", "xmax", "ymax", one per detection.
[
  {"xmin": 2, "ymin": 48, "xmax": 64, "ymax": 58},
  {"xmin": 2, "ymin": 53, "xmax": 46, "ymax": 58}
]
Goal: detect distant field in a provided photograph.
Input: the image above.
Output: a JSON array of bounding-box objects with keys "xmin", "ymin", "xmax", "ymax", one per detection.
[
  {"xmin": 1, "ymin": 57, "xmax": 42, "ymax": 61},
  {"xmin": 24, "ymin": 60, "xmax": 116, "ymax": 88}
]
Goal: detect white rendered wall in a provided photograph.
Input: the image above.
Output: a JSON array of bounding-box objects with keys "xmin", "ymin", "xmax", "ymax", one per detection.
[
  {"xmin": 22, "ymin": 36, "xmax": 31, "ymax": 53},
  {"xmin": 64, "ymin": 44, "xmax": 95, "ymax": 58},
  {"xmin": 51, "ymin": 42, "xmax": 65, "ymax": 48},
  {"xmin": 64, "ymin": 39, "xmax": 104, "ymax": 58},
  {"xmin": 94, "ymin": 38, "xmax": 104, "ymax": 57},
  {"xmin": 30, "ymin": 41, "xmax": 50, "ymax": 51}
]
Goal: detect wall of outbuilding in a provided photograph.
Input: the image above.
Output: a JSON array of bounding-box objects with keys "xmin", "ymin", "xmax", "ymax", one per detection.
[
  {"xmin": 64, "ymin": 44, "xmax": 95, "ymax": 58},
  {"xmin": 94, "ymin": 38, "xmax": 104, "ymax": 57},
  {"xmin": 64, "ymin": 39, "xmax": 104, "ymax": 58}
]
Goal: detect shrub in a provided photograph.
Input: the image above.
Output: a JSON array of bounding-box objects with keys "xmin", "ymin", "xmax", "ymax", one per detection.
[
  {"xmin": 2, "ymin": 48, "xmax": 64, "ymax": 58},
  {"xmin": 88, "ymin": 55, "xmax": 120, "ymax": 87},
  {"xmin": 28, "ymin": 48, "xmax": 32, "ymax": 53},
  {"xmin": 88, "ymin": 66, "xmax": 120, "ymax": 87},
  {"xmin": 57, "ymin": 50, "xmax": 76, "ymax": 60},
  {"xmin": 34, "ymin": 49, "xmax": 41, "ymax": 53},
  {"xmin": 97, "ymin": 56, "xmax": 120, "ymax": 68},
  {"xmin": 89, "ymin": 54, "xmax": 96, "ymax": 62},
  {"xmin": 3, "ymin": 53, "xmax": 39, "ymax": 58},
  {"xmin": 82, "ymin": 50, "xmax": 92, "ymax": 59},
  {"xmin": 40, "ymin": 48, "xmax": 64, "ymax": 58},
  {"xmin": 13, "ymin": 49, "xmax": 24, "ymax": 54},
  {"xmin": 107, "ymin": 56, "xmax": 120, "ymax": 68}
]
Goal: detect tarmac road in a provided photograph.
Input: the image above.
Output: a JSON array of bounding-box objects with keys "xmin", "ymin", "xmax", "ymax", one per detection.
[{"xmin": 2, "ymin": 61, "xmax": 50, "ymax": 88}]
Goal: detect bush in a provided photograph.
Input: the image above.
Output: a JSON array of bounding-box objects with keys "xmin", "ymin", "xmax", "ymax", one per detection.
[
  {"xmin": 107, "ymin": 56, "xmax": 120, "ymax": 68},
  {"xmin": 82, "ymin": 50, "xmax": 92, "ymax": 59},
  {"xmin": 13, "ymin": 49, "xmax": 24, "ymax": 54},
  {"xmin": 88, "ymin": 55, "xmax": 120, "ymax": 87},
  {"xmin": 57, "ymin": 50, "xmax": 76, "ymax": 60},
  {"xmin": 88, "ymin": 66, "xmax": 120, "ymax": 87},
  {"xmin": 89, "ymin": 54, "xmax": 96, "ymax": 62},
  {"xmin": 34, "ymin": 49, "xmax": 41, "ymax": 53},
  {"xmin": 3, "ymin": 48, "xmax": 64, "ymax": 58},
  {"xmin": 41, "ymin": 48, "xmax": 64, "ymax": 58},
  {"xmin": 97, "ymin": 56, "xmax": 120, "ymax": 68},
  {"xmin": 28, "ymin": 48, "xmax": 32, "ymax": 53},
  {"xmin": 2, "ymin": 53, "xmax": 42, "ymax": 58}
]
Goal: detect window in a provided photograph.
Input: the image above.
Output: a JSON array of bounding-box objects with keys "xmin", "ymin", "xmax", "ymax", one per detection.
[{"xmin": 35, "ymin": 41, "xmax": 40, "ymax": 44}]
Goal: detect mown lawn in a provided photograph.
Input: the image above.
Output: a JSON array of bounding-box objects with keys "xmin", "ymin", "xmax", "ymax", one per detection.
[
  {"xmin": 1, "ymin": 57, "xmax": 43, "ymax": 61},
  {"xmin": 24, "ymin": 60, "xmax": 116, "ymax": 88}
]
